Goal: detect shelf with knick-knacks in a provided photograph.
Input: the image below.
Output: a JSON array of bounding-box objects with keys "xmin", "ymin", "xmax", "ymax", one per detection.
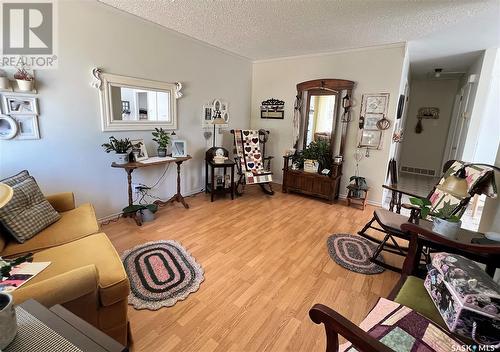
[{"xmin": 0, "ymin": 67, "xmax": 38, "ymax": 95}]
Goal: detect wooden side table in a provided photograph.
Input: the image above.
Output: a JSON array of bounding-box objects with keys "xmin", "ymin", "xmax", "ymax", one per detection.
[
  {"xmin": 111, "ymin": 155, "xmax": 191, "ymax": 226},
  {"xmin": 346, "ymin": 184, "xmax": 369, "ymax": 210},
  {"xmin": 205, "ymin": 159, "xmax": 235, "ymax": 202},
  {"xmin": 6, "ymin": 300, "xmax": 127, "ymax": 352}
]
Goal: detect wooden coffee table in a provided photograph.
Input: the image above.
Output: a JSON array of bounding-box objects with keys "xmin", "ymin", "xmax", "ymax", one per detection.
[{"xmin": 5, "ymin": 300, "xmax": 127, "ymax": 352}]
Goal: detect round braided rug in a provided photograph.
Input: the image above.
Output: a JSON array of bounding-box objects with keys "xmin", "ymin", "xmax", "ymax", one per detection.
[
  {"xmin": 327, "ymin": 234, "xmax": 385, "ymax": 274},
  {"xmin": 121, "ymin": 240, "xmax": 204, "ymax": 310}
]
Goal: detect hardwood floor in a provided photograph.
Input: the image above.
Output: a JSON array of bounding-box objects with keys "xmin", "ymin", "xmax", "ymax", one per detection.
[{"xmin": 103, "ymin": 185, "xmax": 400, "ymax": 351}]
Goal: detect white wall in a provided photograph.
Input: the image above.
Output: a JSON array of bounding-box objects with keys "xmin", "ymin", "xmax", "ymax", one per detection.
[
  {"xmin": 251, "ymin": 45, "xmax": 407, "ymax": 205},
  {"xmin": 0, "ymin": 1, "xmax": 252, "ymax": 219},
  {"xmin": 399, "ymin": 79, "xmax": 460, "ymax": 175},
  {"xmin": 458, "ymin": 52, "xmax": 484, "ymax": 160},
  {"xmin": 463, "ymin": 48, "xmax": 500, "ymax": 163}
]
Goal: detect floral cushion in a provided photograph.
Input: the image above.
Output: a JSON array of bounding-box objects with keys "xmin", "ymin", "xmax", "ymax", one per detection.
[{"xmin": 428, "ymin": 162, "xmax": 497, "ymax": 219}]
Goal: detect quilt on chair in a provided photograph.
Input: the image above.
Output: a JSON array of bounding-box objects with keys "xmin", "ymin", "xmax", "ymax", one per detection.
[
  {"xmin": 340, "ymin": 298, "xmax": 464, "ymax": 352},
  {"xmin": 428, "ymin": 161, "xmax": 497, "ymax": 218},
  {"xmin": 234, "ymin": 129, "xmax": 272, "ymax": 185}
]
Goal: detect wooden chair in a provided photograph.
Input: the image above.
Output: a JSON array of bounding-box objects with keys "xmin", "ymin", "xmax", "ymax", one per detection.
[
  {"xmin": 358, "ymin": 160, "xmax": 496, "ymax": 272},
  {"xmin": 230, "ymin": 129, "xmax": 274, "ymax": 196},
  {"xmin": 310, "ymin": 223, "xmax": 500, "ymax": 352}
]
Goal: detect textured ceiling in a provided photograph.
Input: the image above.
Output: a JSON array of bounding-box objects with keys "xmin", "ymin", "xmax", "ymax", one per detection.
[{"xmin": 99, "ymin": 0, "xmax": 499, "ymax": 72}]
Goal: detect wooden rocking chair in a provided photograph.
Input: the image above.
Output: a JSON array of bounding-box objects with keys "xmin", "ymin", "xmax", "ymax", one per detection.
[
  {"xmin": 358, "ymin": 160, "xmax": 497, "ymax": 273},
  {"xmin": 230, "ymin": 129, "xmax": 275, "ymax": 196}
]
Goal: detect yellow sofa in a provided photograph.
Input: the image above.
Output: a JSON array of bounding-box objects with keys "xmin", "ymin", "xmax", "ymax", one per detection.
[{"xmin": 0, "ymin": 193, "xmax": 130, "ymax": 345}]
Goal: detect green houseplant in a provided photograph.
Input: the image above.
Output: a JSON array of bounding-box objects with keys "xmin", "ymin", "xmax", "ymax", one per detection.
[
  {"xmin": 292, "ymin": 140, "xmax": 333, "ymax": 173},
  {"xmin": 101, "ymin": 136, "xmax": 133, "ymax": 164},
  {"xmin": 152, "ymin": 128, "xmax": 170, "ymax": 157},
  {"xmin": 409, "ymin": 197, "xmax": 461, "ymax": 239}
]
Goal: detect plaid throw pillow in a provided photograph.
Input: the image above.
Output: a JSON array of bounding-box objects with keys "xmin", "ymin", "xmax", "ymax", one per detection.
[
  {"xmin": 1, "ymin": 170, "xmax": 30, "ymax": 187},
  {"xmin": 0, "ymin": 176, "xmax": 60, "ymax": 243}
]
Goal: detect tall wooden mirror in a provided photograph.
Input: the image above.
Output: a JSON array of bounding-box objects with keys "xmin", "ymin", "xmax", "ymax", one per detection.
[
  {"xmin": 283, "ymin": 79, "xmax": 355, "ymax": 203},
  {"xmin": 296, "ymin": 79, "xmax": 355, "ymax": 156}
]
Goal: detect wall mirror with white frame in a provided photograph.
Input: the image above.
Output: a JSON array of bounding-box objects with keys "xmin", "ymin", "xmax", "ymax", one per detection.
[{"xmin": 93, "ymin": 69, "xmax": 182, "ymax": 131}]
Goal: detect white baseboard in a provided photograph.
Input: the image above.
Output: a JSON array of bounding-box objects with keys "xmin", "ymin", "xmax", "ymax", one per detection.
[{"xmin": 97, "ymin": 187, "xmax": 204, "ymax": 223}]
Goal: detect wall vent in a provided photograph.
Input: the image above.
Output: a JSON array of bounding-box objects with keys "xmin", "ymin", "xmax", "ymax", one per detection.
[{"xmin": 401, "ymin": 166, "xmax": 436, "ymax": 176}]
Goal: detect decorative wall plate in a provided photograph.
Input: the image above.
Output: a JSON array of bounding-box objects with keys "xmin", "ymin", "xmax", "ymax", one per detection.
[{"xmin": 0, "ymin": 115, "xmax": 18, "ymax": 140}]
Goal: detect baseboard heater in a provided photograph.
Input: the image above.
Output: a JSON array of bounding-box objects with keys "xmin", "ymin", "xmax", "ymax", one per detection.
[{"xmin": 400, "ymin": 166, "xmax": 436, "ymax": 176}]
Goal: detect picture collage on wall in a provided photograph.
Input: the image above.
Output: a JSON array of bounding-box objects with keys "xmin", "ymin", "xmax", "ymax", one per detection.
[{"xmin": 0, "ymin": 68, "xmax": 40, "ymax": 140}]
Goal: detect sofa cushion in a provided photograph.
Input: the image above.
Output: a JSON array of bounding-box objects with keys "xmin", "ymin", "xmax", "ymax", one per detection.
[
  {"xmin": 2, "ymin": 203, "xmax": 99, "ymax": 257},
  {"xmin": 0, "ymin": 177, "xmax": 60, "ymax": 243},
  {"xmin": 28, "ymin": 233, "xmax": 129, "ymax": 307},
  {"xmin": 394, "ymin": 275, "xmax": 446, "ymax": 328},
  {"xmin": 1, "ymin": 170, "xmax": 30, "ymax": 186}
]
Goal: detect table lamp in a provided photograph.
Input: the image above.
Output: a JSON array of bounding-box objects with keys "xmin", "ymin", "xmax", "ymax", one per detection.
[
  {"xmin": 0, "ymin": 183, "xmax": 17, "ymax": 350},
  {"xmin": 436, "ymin": 163, "xmax": 499, "ymax": 199}
]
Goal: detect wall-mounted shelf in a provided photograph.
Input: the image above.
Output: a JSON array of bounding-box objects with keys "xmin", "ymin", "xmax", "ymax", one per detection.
[{"xmin": 0, "ymin": 88, "xmax": 38, "ymax": 95}]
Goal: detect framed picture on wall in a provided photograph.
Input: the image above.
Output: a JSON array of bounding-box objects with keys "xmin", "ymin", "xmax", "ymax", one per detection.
[
  {"xmin": 361, "ymin": 93, "xmax": 389, "ymax": 116},
  {"xmin": 358, "ymin": 130, "xmax": 382, "ymax": 149},
  {"xmin": 363, "ymin": 114, "xmax": 380, "ymax": 130},
  {"xmin": 2, "ymin": 95, "xmax": 39, "ymax": 115},
  {"xmin": 14, "ymin": 115, "xmax": 40, "ymax": 140}
]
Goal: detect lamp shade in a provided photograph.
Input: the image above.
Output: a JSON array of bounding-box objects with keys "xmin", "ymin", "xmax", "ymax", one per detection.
[
  {"xmin": 0, "ymin": 183, "xmax": 13, "ymax": 208},
  {"xmin": 212, "ymin": 117, "xmax": 226, "ymax": 125},
  {"xmin": 436, "ymin": 175, "xmax": 469, "ymax": 198}
]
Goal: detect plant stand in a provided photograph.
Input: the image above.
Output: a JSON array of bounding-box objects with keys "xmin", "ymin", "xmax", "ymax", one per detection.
[{"xmin": 346, "ymin": 184, "xmax": 369, "ymax": 210}]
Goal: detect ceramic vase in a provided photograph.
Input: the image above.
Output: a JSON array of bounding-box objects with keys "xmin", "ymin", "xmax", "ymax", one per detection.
[
  {"xmin": 157, "ymin": 148, "xmax": 167, "ymax": 157},
  {"xmin": 16, "ymin": 79, "xmax": 34, "ymax": 92},
  {"xmin": 0, "ymin": 77, "xmax": 10, "ymax": 90},
  {"xmin": 0, "ymin": 293, "xmax": 17, "ymax": 349},
  {"xmin": 116, "ymin": 153, "xmax": 128, "ymax": 165},
  {"xmin": 432, "ymin": 218, "xmax": 461, "ymax": 239}
]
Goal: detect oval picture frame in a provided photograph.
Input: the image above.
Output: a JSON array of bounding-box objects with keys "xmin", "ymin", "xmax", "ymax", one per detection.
[
  {"xmin": 212, "ymin": 99, "xmax": 222, "ymax": 112},
  {"xmin": 0, "ymin": 115, "xmax": 18, "ymax": 140}
]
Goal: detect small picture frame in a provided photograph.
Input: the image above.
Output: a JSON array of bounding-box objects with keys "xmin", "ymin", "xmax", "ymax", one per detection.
[
  {"xmin": 130, "ymin": 139, "xmax": 148, "ymax": 161},
  {"xmin": 212, "ymin": 99, "xmax": 222, "ymax": 112},
  {"xmin": 172, "ymin": 140, "xmax": 187, "ymax": 157},
  {"xmin": 202, "ymin": 105, "xmax": 213, "ymax": 127},
  {"xmin": 359, "ymin": 130, "xmax": 382, "ymax": 149},
  {"xmin": 363, "ymin": 114, "xmax": 380, "ymax": 130},
  {"xmin": 2, "ymin": 95, "xmax": 39, "ymax": 115},
  {"xmin": 14, "ymin": 115, "xmax": 40, "ymax": 140}
]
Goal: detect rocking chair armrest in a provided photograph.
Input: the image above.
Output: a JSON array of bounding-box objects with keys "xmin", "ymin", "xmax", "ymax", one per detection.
[
  {"xmin": 309, "ymin": 304, "xmax": 393, "ymax": 352},
  {"xmin": 401, "ymin": 203, "xmax": 420, "ymax": 211},
  {"xmin": 382, "ymin": 184, "xmax": 425, "ymax": 199},
  {"xmin": 264, "ymin": 156, "xmax": 274, "ymax": 160}
]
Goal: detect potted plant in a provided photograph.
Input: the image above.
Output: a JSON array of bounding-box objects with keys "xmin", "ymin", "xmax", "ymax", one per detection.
[
  {"xmin": 123, "ymin": 204, "xmax": 158, "ymax": 222},
  {"xmin": 152, "ymin": 128, "xmax": 170, "ymax": 157},
  {"xmin": 409, "ymin": 197, "xmax": 462, "ymax": 239},
  {"xmin": 14, "ymin": 66, "xmax": 34, "ymax": 92},
  {"xmin": 102, "ymin": 136, "xmax": 133, "ymax": 164},
  {"xmin": 0, "ymin": 70, "xmax": 9, "ymax": 90},
  {"xmin": 291, "ymin": 140, "xmax": 333, "ymax": 173}
]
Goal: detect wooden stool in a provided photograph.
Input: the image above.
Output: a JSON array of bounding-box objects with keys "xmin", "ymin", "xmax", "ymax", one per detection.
[{"xmin": 346, "ymin": 184, "xmax": 369, "ymax": 210}]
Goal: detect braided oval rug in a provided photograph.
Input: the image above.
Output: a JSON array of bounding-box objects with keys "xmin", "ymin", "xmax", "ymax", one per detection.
[
  {"xmin": 121, "ymin": 240, "xmax": 204, "ymax": 310},
  {"xmin": 327, "ymin": 234, "xmax": 385, "ymax": 275}
]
